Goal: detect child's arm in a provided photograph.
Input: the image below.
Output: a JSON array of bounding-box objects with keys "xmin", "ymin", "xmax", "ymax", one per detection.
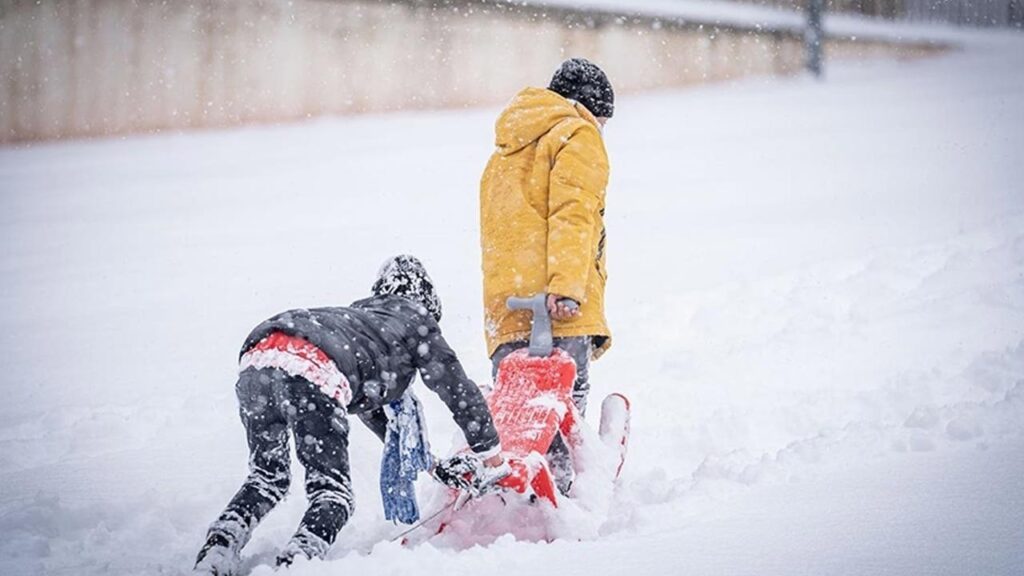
[
  {"xmin": 414, "ymin": 324, "xmax": 501, "ymax": 461},
  {"xmin": 546, "ymin": 124, "xmax": 608, "ymax": 309}
]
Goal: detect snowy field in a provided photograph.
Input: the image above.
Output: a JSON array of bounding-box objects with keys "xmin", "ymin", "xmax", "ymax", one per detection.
[{"xmin": 2, "ymin": 32, "xmax": 1023, "ymax": 576}]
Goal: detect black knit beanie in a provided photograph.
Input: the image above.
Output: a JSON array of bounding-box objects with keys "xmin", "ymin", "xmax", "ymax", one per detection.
[
  {"xmin": 372, "ymin": 255, "xmax": 443, "ymax": 322},
  {"xmin": 548, "ymin": 58, "xmax": 615, "ymax": 119}
]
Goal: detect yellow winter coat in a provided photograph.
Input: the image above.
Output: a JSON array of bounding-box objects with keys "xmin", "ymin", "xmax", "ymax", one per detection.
[{"xmin": 480, "ymin": 87, "xmax": 611, "ymax": 359}]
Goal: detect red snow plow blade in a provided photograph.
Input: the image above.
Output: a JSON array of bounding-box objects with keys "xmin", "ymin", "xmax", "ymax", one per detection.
[{"xmin": 489, "ymin": 347, "xmax": 579, "ymax": 507}]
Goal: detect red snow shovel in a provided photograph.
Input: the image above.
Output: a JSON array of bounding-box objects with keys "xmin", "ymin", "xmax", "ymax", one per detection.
[{"xmin": 486, "ymin": 293, "xmax": 580, "ymax": 507}]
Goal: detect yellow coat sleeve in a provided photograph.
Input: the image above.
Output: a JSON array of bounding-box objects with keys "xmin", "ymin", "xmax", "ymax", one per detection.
[{"xmin": 546, "ymin": 125, "xmax": 608, "ymax": 302}]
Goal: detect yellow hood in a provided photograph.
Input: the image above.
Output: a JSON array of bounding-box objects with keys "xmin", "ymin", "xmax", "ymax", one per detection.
[{"xmin": 495, "ymin": 88, "xmax": 600, "ymax": 156}]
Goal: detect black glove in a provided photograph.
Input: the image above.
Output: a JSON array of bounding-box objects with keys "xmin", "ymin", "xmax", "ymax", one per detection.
[
  {"xmin": 432, "ymin": 453, "xmax": 511, "ymax": 497},
  {"xmin": 432, "ymin": 453, "xmax": 478, "ymax": 492}
]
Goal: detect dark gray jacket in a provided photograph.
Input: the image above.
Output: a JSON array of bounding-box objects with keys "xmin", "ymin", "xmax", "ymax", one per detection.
[{"xmin": 241, "ymin": 295, "xmax": 500, "ymax": 454}]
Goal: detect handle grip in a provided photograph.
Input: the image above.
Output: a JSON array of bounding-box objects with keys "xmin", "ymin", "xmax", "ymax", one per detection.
[{"xmin": 506, "ymin": 294, "xmax": 553, "ymax": 357}]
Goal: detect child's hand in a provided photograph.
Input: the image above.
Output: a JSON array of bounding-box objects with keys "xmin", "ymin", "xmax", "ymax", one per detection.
[
  {"xmin": 433, "ymin": 452, "xmax": 510, "ymax": 496},
  {"xmin": 546, "ymin": 294, "xmax": 580, "ymax": 321}
]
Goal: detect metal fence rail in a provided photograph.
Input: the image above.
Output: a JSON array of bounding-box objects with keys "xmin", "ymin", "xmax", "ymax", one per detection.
[
  {"xmin": 731, "ymin": 0, "xmax": 1024, "ymax": 27},
  {"xmin": 899, "ymin": 0, "xmax": 1023, "ymax": 26}
]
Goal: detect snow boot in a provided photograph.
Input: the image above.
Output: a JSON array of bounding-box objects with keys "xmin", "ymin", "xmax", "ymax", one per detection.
[
  {"xmin": 193, "ymin": 533, "xmax": 239, "ymax": 576},
  {"xmin": 275, "ymin": 527, "xmax": 329, "ymax": 568}
]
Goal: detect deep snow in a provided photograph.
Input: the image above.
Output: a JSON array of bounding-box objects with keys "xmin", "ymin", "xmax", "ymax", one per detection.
[{"xmin": 1, "ymin": 32, "xmax": 1023, "ymax": 576}]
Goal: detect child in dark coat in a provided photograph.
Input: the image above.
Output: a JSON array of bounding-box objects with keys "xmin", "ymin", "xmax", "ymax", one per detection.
[{"xmin": 194, "ymin": 255, "xmax": 506, "ymax": 574}]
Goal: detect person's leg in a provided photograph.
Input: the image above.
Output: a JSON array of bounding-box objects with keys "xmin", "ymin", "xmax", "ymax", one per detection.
[
  {"xmin": 554, "ymin": 336, "xmax": 592, "ymax": 416},
  {"xmin": 278, "ymin": 377, "xmax": 354, "ymax": 564},
  {"xmin": 544, "ymin": 337, "xmax": 590, "ymax": 495},
  {"xmin": 197, "ymin": 368, "xmax": 292, "ymax": 567}
]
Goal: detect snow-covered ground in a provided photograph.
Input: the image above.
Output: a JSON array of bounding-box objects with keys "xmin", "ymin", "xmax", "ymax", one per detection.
[{"xmin": 2, "ymin": 31, "xmax": 1023, "ymax": 576}]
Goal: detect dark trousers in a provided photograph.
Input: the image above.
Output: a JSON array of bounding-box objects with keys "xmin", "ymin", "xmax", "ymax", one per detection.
[
  {"xmin": 490, "ymin": 336, "xmax": 591, "ymax": 493},
  {"xmin": 205, "ymin": 367, "xmax": 354, "ymax": 559}
]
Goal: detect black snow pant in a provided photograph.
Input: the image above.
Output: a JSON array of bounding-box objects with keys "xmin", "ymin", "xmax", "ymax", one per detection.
[
  {"xmin": 490, "ymin": 336, "xmax": 591, "ymax": 494},
  {"xmin": 205, "ymin": 367, "xmax": 354, "ymax": 559}
]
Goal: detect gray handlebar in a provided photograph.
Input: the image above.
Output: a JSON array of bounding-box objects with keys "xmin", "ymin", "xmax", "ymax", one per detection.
[
  {"xmin": 506, "ymin": 294, "xmax": 578, "ymax": 357},
  {"xmin": 507, "ymin": 294, "xmax": 552, "ymax": 357}
]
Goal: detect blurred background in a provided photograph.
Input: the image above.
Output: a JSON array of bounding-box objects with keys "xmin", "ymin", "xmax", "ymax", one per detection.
[{"xmin": 2, "ymin": 0, "xmax": 1020, "ymax": 144}]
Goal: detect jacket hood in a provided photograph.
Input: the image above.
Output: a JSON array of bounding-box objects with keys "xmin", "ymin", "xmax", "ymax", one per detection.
[{"xmin": 494, "ymin": 87, "xmax": 599, "ymax": 156}]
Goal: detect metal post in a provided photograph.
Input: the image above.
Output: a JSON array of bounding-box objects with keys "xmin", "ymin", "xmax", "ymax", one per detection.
[
  {"xmin": 805, "ymin": 0, "xmax": 825, "ymax": 78},
  {"xmin": 1011, "ymin": 0, "xmax": 1024, "ymax": 28}
]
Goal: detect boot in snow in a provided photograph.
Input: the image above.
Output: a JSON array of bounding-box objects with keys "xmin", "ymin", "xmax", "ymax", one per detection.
[
  {"xmin": 275, "ymin": 527, "xmax": 329, "ymax": 568},
  {"xmin": 193, "ymin": 533, "xmax": 239, "ymax": 576}
]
